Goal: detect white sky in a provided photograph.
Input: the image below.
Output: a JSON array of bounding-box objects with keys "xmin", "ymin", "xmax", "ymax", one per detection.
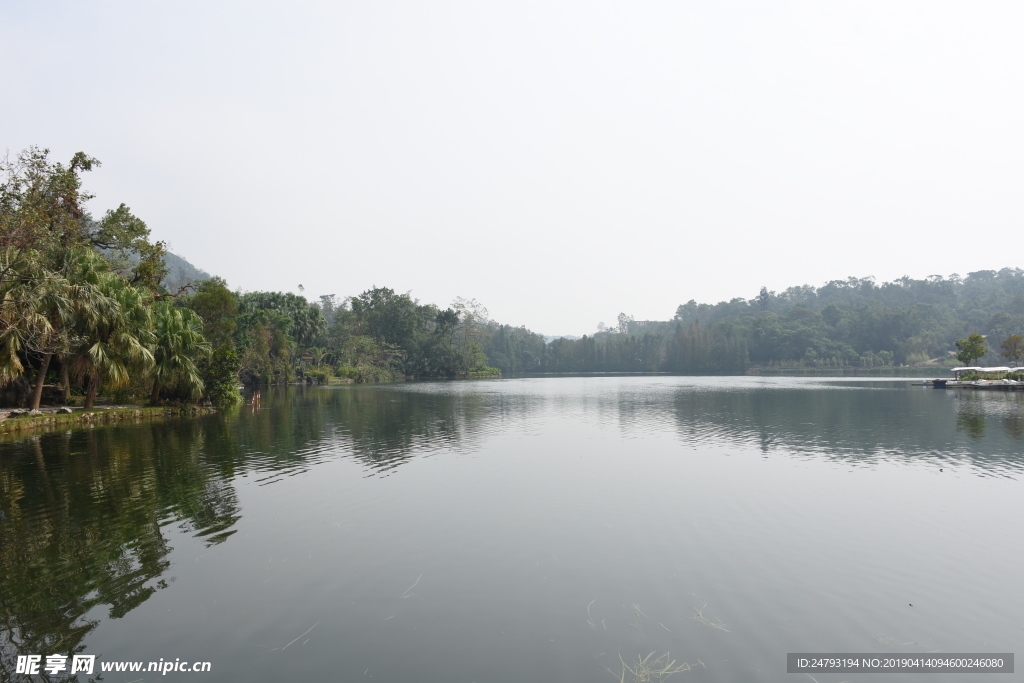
[{"xmin": 3, "ymin": 1, "xmax": 1022, "ymax": 335}]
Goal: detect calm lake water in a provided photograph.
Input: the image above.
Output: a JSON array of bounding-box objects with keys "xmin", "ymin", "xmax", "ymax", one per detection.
[{"xmin": 1, "ymin": 377, "xmax": 1021, "ymax": 682}]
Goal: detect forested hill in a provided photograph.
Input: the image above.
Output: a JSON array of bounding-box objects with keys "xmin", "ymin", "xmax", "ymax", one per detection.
[
  {"xmin": 481, "ymin": 268, "xmax": 1024, "ymax": 374},
  {"xmin": 163, "ymin": 252, "xmax": 210, "ymax": 293}
]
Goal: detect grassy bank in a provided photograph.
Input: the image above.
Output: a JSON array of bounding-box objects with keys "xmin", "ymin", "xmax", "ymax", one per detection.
[{"xmin": 0, "ymin": 405, "xmax": 216, "ymax": 440}]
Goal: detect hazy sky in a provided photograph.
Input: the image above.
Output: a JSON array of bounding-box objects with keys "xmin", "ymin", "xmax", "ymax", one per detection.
[{"xmin": 4, "ymin": 1, "xmax": 1022, "ymax": 334}]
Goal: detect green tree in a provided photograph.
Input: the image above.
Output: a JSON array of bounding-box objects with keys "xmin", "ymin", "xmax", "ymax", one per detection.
[
  {"xmin": 150, "ymin": 301, "xmax": 211, "ymax": 404},
  {"xmin": 72, "ymin": 273, "xmax": 155, "ymax": 409},
  {"xmin": 187, "ymin": 277, "xmax": 237, "ymax": 348},
  {"xmin": 349, "ymin": 287, "xmax": 418, "ymax": 347},
  {"xmin": 304, "ymin": 347, "xmax": 333, "ymax": 369},
  {"xmin": 1, "ymin": 148, "xmax": 98, "ymax": 393},
  {"xmin": 0, "ymin": 248, "xmax": 110, "ymax": 408},
  {"xmin": 1000, "ymin": 334, "xmax": 1024, "ymax": 366},
  {"xmin": 86, "ymin": 203, "xmax": 167, "ymax": 293},
  {"xmin": 821, "ymin": 303, "xmax": 842, "ymax": 327},
  {"xmin": 237, "ymin": 291, "xmax": 324, "ymax": 349},
  {"xmin": 202, "ymin": 345, "xmax": 242, "ymax": 406},
  {"xmin": 0, "ymin": 256, "xmax": 50, "ymax": 391},
  {"xmin": 185, "ymin": 277, "xmax": 242, "ymax": 401},
  {"xmin": 954, "ymin": 333, "xmax": 987, "ymax": 366},
  {"xmin": 1, "ymin": 147, "xmax": 97, "ymax": 294},
  {"xmin": 24, "ymin": 250, "xmax": 111, "ymax": 409}
]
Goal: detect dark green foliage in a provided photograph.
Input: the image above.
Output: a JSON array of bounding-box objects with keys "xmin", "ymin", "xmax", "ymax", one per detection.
[
  {"xmin": 481, "ymin": 324, "xmax": 547, "ymax": 373},
  {"xmin": 232, "ymin": 291, "xmax": 326, "ymax": 384},
  {"xmin": 502, "ymin": 270, "xmax": 1024, "ymax": 375},
  {"xmin": 662, "ymin": 271, "xmax": 1024, "ymax": 367},
  {"xmin": 1001, "ymin": 334, "xmax": 1024, "ymax": 365},
  {"xmin": 305, "ymin": 368, "xmax": 330, "ymax": 384},
  {"xmin": 324, "ymin": 288, "xmax": 497, "ymax": 380},
  {"xmin": 178, "ymin": 284, "xmax": 503, "ymax": 387},
  {"xmin": 150, "ymin": 301, "xmax": 210, "ymax": 403},
  {"xmin": 202, "ymin": 345, "xmax": 242, "ymax": 406},
  {"xmin": 237, "ymin": 291, "xmax": 325, "ymax": 349},
  {"xmin": 185, "ymin": 277, "xmax": 237, "ymax": 348},
  {"xmin": 532, "ymin": 326, "xmax": 748, "ymax": 375},
  {"xmin": 757, "ymin": 286, "xmax": 771, "ymax": 311},
  {"xmin": 349, "ymin": 287, "xmax": 419, "ymax": 347},
  {"xmin": 86, "ymin": 203, "xmax": 167, "ymax": 292},
  {"xmin": 955, "ymin": 333, "xmax": 988, "ymax": 366}
]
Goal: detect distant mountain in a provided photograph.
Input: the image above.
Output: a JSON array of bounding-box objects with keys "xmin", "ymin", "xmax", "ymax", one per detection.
[
  {"xmin": 544, "ymin": 335, "xmax": 582, "ymax": 343},
  {"xmin": 163, "ymin": 252, "xmax": 211, "ymax": 293}
]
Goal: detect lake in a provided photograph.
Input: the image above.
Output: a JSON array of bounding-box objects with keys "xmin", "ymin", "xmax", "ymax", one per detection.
[{"xmin": 1, "ymin": 377, "xmax": 1021, "ymax": 682}]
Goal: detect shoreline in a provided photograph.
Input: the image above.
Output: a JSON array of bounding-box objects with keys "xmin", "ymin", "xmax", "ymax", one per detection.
[{"xmin": 0, "ymin": 405, "xmax": 217, "ymax": 441}]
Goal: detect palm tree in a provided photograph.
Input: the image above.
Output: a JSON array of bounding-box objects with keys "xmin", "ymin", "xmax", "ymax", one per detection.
[
  {"xmin": 0, "ymin": 258, "xmax": 37, "ymax": 389},
  {"xmin": 23, "ymin": 267, "xmax": 74, "ymax": 410},
  {"xmin": 305, "ymin": 346, "xmax": 334, "ymax": 369},
  {"xmin": 29, "ymin": 250, "xmax": 114, "ymax": 409},
  {"xmin": 0, "ymin": 249, "xmax": 107, "ymax": 408},
  {"xmin": 150, "ymin": 301, "xmax": 211, "ymax": 404},
  {"xmin": 72, "ymin": 272, "xmax": 155, "ymax": 409}
]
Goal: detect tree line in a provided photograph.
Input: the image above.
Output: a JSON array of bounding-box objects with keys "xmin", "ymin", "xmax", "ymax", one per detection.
[
  {"xmin": 186, "ymin": 283, "xmax": 501, "ymax": 390},
  {"xmin": 482, "ymin": 272, "xmax": 1024, "ymax": 375}
]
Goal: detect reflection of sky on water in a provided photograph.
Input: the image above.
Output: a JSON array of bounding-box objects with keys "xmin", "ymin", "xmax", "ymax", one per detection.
[{"xmin": 1, "ymin": 378, "xmax": 1021, "ymax": 682}]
